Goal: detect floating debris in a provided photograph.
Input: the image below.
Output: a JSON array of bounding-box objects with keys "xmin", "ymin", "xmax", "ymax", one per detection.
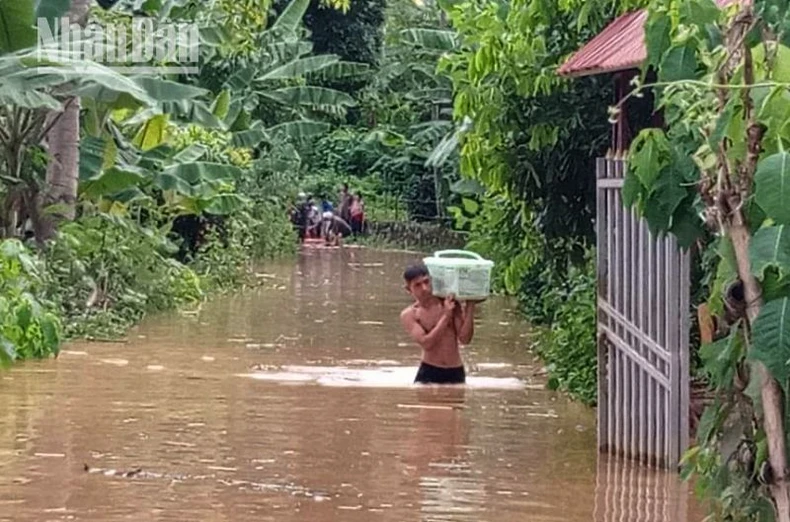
[
  {"xmin": 61, "ymin": 350, "xmax": 88, "ymax": 356},
  {"xmin": 397, "ymin": 403, "xmax": 462, "ymax": 411},
  {"xmin": 83, "ymin": 464, "xmax": 191, "ymax": 481},
  {"xmin": 100, "ymin": 358, "xmax": 128, "ymax": 366},
  {"xmin": 164, "ymin": 441, "xmax": 196, "ymax": 448}
]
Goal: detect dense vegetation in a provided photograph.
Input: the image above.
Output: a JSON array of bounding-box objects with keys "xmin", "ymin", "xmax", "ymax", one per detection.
[
  {"xmin": 623, "ymin": 1, "xmax": 790, "ymax": 519},
  {"xmin": 4, "ymin": 0, "xmax": 787, "ymax": 518}
]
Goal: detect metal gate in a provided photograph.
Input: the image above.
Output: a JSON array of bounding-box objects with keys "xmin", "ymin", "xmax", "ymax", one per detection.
[{"xmin": 595, "ymin": 156, "xmax": 691, "ymax": 469}]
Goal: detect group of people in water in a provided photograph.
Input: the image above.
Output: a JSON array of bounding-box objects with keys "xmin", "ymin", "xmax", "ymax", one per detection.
[{"xmin": 289, "ymin": 184, "xmax": 366, "ymax": 246}]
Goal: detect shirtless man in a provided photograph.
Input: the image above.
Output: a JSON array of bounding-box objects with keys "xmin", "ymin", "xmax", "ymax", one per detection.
[{"xmin": 399, "ymin": 262, "xmax": 476, "ymax": 384}]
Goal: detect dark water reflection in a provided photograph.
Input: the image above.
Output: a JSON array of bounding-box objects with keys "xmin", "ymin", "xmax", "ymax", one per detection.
[{"xmin": 0, "ymin": 246, "xmax": 703, "ymax": 521}]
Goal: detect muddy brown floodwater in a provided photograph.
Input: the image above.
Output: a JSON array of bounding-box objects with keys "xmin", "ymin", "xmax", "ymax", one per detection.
[{"xmin": 0, "ymin": 246, "xmax": 705, "ymax": 522}]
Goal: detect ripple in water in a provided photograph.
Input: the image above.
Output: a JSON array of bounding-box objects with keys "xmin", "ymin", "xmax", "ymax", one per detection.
[{"xmin": 237, "ymin": 364, "xmax": 525, "ymax": 389}]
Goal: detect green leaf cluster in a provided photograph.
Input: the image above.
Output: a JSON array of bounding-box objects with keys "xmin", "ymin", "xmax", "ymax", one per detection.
[
  {"xmin": 629, "ymin": 0, "xmax": 790, "ymax": 518},
  {"xmin": 0, "ymin": 239, "xmax": 61, "ymax": 364},
  {"xmin": 624, "ymin": 128, "xmax": 704, "ymax": 248}
]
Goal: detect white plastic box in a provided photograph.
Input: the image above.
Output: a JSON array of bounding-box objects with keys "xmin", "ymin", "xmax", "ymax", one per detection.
[{"xmin": 422, "ymin": 250, "xmax": 494, "ymax": 301}]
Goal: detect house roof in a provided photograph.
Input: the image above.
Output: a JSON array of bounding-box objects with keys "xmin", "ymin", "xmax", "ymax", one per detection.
[{"xmin": 557, "ymin": 0, "xmax": 738, "ymax": 78}]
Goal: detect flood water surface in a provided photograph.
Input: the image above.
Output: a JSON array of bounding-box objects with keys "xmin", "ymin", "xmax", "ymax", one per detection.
[{"xmin": 0, "ymin": 247, "xmax": 703, "ymax": 521}]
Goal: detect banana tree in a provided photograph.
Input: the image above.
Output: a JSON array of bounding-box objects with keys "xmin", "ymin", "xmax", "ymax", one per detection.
[
  {"xmin": 78, "ymin": 133, "xmax": 248, "ymax": 219},
  {"xmin": 99, "ymin": 0, "xmax": 363, "ymax": 177},
  {"xmin": 75, "ymin": 84, "xmax": 250, "ymax": 220},
  {"xmin": 42, "ymin": 0, "xmax": 93, "ymax": 240},
  {"xmin": 199, "ymin": 0, "xmax": 361, "ymax": 154},
  {"xmin": 0, "ymin": 42, "xmax": 174, "ymax": 239},
  {"xmin": 0, "ymin": 0, "xmax": 240, "ymax": 241}
]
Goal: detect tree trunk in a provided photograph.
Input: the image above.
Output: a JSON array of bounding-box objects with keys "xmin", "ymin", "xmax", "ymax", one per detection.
[
  {"xmin": 39, "ymin": 0, "xmax": 92, "ymax": 241},
  {"xmin": 717, "ymin": 8, "xmax": 790, "ymax": 518},
  {"xmin": 431, "ymin": 102, "xmax": 443, "ymax": 220},
  {"xmin": 730, "ymin": 216, "xmax": 790, "ymax": 522}
]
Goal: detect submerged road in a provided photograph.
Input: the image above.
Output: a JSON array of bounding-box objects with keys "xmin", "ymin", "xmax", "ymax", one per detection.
[{"xmin": 0, "ymin": 246, "xmax": 702, "ymax": 521}]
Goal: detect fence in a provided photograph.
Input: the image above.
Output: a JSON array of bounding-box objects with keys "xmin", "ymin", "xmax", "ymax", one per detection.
[{"xmin": 595, "ymin": 157, "xmax": 691, "ymax": 469}]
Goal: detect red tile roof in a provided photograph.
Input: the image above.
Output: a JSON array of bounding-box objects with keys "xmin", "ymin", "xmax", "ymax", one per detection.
[{"xmin": 557, "ymin": 0, "xmax": 739, "ymax": 78}]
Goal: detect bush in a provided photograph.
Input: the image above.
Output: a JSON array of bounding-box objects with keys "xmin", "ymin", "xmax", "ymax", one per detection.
[
  {"xmin": 0, "ymin": 239, "xmax": 61, "ymax": 364},
  {"xmin": 533, "ymin": 257, "xmax": 597, "ymax": 406},
  {"xmin": 42, "ymin": 214, "xmax": 203, "ymax": 340}
]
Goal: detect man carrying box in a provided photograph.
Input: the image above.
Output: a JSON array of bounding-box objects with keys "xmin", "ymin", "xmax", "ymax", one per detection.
[{"xmin": 399, "ymin": 262, "xmax": 477, "ymax": 384}]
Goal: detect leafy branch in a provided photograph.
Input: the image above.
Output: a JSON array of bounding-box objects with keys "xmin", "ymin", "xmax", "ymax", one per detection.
[{"xmin": 624, "ymin": 0, "xmax": 790, "ymax": 519}]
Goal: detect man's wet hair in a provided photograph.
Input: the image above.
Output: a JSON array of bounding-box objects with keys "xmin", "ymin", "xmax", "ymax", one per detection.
[{"xmin": 403, "ymin": 262, "xmax": 430, "ymax": 283}]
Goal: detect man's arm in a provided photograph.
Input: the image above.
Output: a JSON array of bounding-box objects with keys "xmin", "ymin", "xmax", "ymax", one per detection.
[
  {"xmin": 400, "ymin": 306, "xmax": 453, "ymax": 352},
  {"xmin": 454, "ymin": 301, "xmax": 476, "ymax": 345}
]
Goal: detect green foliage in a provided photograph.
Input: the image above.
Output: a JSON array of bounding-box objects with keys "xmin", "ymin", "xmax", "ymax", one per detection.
[
  {"xmin": 41, "ymin": 213, "xmax": 203, "ymax": 340},
  {"xmin": 754, "ymin": 152, "xmax": 790, "ymax": 225},
  {"xmin": 624, "ymin": 128, "xmax": 703, "ymax": 248},
  {"xmin": 750, "ymin": 225, "xmax": 790, "ymax": 279},
  {"xmin": 234, "ymin": 167, "xmax": 300, "ymax": 259},
  {"xmin": 455, "ymin": 195, "xmax": 540, "ymax": 295},
  {"xmin": 625, "ymin": 0, "xmax": 790, "ymax": 518},
  {"xmin": 750, "ymin": 298, "xmax": 790, "ymax": 394},
  {"xmin": 0, "ymin": 239, "xmax": 61, "ymax": 364},
  {"xmin": 0, "ymin": 0, "xmax": 70, "ymax": 53},
  {"xmin": 535, "ymin": 252, "xmax": 598, "ymax": 406}
]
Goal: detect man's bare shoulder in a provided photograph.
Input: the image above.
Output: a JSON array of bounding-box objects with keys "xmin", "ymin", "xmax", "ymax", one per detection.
[{"xmin": 400, "ymin": 304, "xmax": 417, "ymax": 321}]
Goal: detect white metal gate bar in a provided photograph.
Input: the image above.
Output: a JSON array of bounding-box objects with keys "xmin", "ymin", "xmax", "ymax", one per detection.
[{"xmin": 595, "ymin": 157, "xmax": 690, "ymax": 469}]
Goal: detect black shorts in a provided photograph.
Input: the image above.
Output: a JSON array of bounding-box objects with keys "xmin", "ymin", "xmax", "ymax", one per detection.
[{"xmin": 414, "ymin": 362, "xmax": 466, "ymax": 384}]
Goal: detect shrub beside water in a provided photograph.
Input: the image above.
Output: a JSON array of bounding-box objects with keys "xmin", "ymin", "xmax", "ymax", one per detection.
[
  {"xmin": 531, "ymin": 259, "xmax": 597, "ymax": 406},
  {"xmin": 0, "ymin": 240, "xmax": 61, "ymax": 364},
  {"xmin": 0, "ymin": 201, "xmax": 297, "ymax": 361},
  {"xmin": 41, "ymin": 215, "xmax": 204, "ymax": 341}
]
